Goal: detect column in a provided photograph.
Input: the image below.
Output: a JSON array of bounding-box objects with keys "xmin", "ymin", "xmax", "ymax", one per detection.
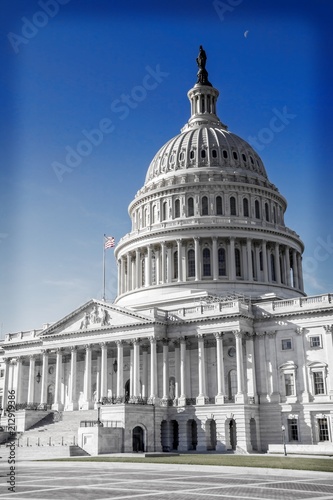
[
  {"xmin": 234, "ymin": 331, "xmax": 245, "ymax": 403},
  {"xmin": 162, "ymin": 339, "xmax": 169, "ymax": 401},
  {"xmin": 155, "ymin": 246, "xmax": 161, "ymax": 285},
  {"xmin": 247, "ymin": 239, "xmax": 253, "ymax": 281},
  {"xmin": 229, "ymin": 237, "xmax": 236, "ymax": 280},
  {"xmin": 116, "ymin": 341, "xmax": 124, "ymax": 400},
  {"xmin": 292, "ymin": 249, "xmax": 299, "ymax": 289},
  {"xmin": 285, "ymin": 245, "xmax": 291, "ymax": 286},
  {"xmin": 166, "ymin": 244, "xmax": 172, "ymax": 283},
  {"xmin": 146, "ymin": 245, "xmax": 152, "ymax": 286},
  {"xmin": 215, "ymin": 333, "xmax": 225, "ymax": 404},
  {"xmin": 2, "ymin": 358, "xmax": 9, "ymax": 415},
  {"xmin": 67, "ymin": 346, "xmax": 77, "ymax": 410},
  {"xmin": 40, "ymin": 350, "xmax": 49, "ymax": 407},
  {"xmin": 245, "ymin": 333, "xmax": 257, "ymax": 403},
  {"xmin": 53, "ymin": 349, "xmax": 64, "ymax": 410},
  {"xmin": 212, "ymin": 237, "xmax": 218, "ymax": 281},
  {"xmin": 132, "ymin": 339, "xmax": 141, "ymax": 399},
  {"xmin": 267, "ymin": 331, "xmax": 280, "ymax": 402},
  {"xmin": 194, "ymin": 237, "xmax": 201, "ymax": 281},
  {"xmin": 297, "ymin": 329, "xmax": 310, "ymax": 403},
  {"xmin": 100, "ymin": 343, "xmax": 108, "ymax": 400},
  {"xmin": 149, "ymin": 337, "xmax": 158, "ymax": 403},
  {"xmin": 297, "ymin": 253, "xmax": 304, "ymax": 291},
  {"xmin": 275, "ymin": 242, "xmax": 281, "ymax": 284},
  {"xmin": 262, "ymin": 240, "xmax": 268, "ymax": 282},
  {"xmin": 255, "ymin": 243, "xmax": 260, "ymax": 281},
  {"xmin": 196, "ymin": 334, "xmax": 207, "ymax": 405},
  {"xmin": 121, "ymin": 257, "xmax": 126, "ymax": 294},
  {"xmin": 27, "ymin": 355, "xmax": 36, "ymax": 405},
  {"xmin": 256, "ymin": 331, "xmax": 268, "ymax": 402},
  {"xmin": 179, "ymin": 338, "xmax": 186, "ymax": 406},
  {"xmin": 135, "ymin": 249, "xmax": 141, "ymax": 289},
  {"xmin": 117, "ymin": 259, "xmax": 121, "ymax": 296},
  {"xmin": 82, "ymin": 345, "xmax": 93, "ymax": 409},
  {"xmin": 94, "ymin": 353, "xmax": 101, "ymax": 407},
  {"xmin": 174, "ymin": 341, "xmax": 180, "ymax": 399},
  {"xmin": 177, "ymin": 239, "xmax": 182, "ymax": 282},
  {"xmin": 142, "ymin": 346, "xmax": 148, "ymax": 399},
  {"xmin": 161, "ymin": 242, "xmax": 166, "ymax": 284},
  {"xmin": 126, "ymin": 253, "xmax": 131, "ymax": 292}
]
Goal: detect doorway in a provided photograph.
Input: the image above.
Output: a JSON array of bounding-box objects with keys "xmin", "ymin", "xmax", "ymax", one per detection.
[{"xmin": 132, "ymin": 426, "xmax": 144, "ymax": 452}]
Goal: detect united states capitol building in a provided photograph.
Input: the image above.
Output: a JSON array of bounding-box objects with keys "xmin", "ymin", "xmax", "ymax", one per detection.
[{"xmin": 1, "ymin": 48, "xmax": 333, "ymax": 455}]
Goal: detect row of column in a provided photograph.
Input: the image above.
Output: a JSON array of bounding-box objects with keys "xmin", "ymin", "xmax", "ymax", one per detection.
[
  {"xmin": 118, "ymin": 237, "xmax": 304, "ymax": 294},
  {"xmin": 1, "ymin": 331, "xmax": 256, "ymax": 413}
]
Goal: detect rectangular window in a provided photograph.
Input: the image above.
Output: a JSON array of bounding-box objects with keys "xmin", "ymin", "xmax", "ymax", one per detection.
[
  {"xmin": 282, "ymin": 338, "xmax": 292, "ymax": 350},
  {"xmin": 310, "ymin": 336, "xmax": 321, "ymax": 348},
  {"xmin": 284, "ymin": 374, "xmax": 295, "ymax": 396},
  {"xmin": 288, "ymin": 419, "xmax": 299, "ymax": 441},
  {"xmin": 318, "ymin": 418, "xmax": 329, "ymax": 441},
  {"xmin": 313, "ymin": 372, "xmax": 325, "ymax": 395}
]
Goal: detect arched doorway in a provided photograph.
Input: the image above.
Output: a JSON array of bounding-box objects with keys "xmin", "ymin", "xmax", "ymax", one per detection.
[
  {"xmin": 47, "ymin": 384, "xmax": 54, "ymax": 406},
  {"xmin": 229, "ymin": 419, "xmax": 237, "ymax": 450},
  {"xmin": 250, "ymin": 418, "xmax": 258, "ymax": 451},
  {"xmin": 187, "ymin": 419, "xmax": 197, "ymax": 450},
  {"xmin": 132, "ymin": 426, "xmax": 144, "ymax": 452},
  {"xmin": 206, "ymin": 419, "xmax": 217, "ymax": 450},
  {"xmin": 171, "ymin": 420, "xmax": 179, "ymax": 450}
]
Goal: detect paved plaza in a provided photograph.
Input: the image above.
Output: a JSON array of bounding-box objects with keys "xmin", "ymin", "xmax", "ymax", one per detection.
[{"xmin": 0, "ymin": 461, "xmax": 333, "ymax": 499}]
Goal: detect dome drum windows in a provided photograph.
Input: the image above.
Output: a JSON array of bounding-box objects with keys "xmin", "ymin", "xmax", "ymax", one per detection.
[
  {"xmin": 188, "ymin": 197, "xmax": 194, "ymax": 217},
  {"xmin": 216, "ymin": 195, "xmax": 223, "ymax": 215},
  {"xmin": 202, "ymin": 247, "xmax": 211, "ymax": 277},
  {"xmin": 230, "ymin": 196, "xmax": 237, "ymax": 216},
  {"xmin": 211, "ymin": 149, "xmax": 218, "ymax": 159},
  {"xmin": 201, "ymin": 196, "xmax": 209, "ymax": 216},
  {"xmin": 243, "ymin": 198, "xmax": 249, "ymax": 217},
  {"xmin": 174, "ymin": 199, "xmax": 180, "ymax": 219}
]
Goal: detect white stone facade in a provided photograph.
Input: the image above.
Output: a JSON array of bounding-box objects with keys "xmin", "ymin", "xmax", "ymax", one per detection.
[{"xmin": 1, "ymin": 52, "xmax": 333, "ymax": 454}]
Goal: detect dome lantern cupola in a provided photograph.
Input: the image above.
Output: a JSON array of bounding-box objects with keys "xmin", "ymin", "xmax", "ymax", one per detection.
[{"xmin": 183, "ymin": 46, "xmax": 227, "ymax": 132}]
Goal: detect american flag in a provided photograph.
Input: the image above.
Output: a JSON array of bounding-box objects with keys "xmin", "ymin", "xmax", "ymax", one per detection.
[{"xmin": 104, "ymin": 236, "xmax": 115, "ymax": 249}]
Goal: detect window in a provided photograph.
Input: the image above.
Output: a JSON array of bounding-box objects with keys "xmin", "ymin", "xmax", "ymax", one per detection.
[
  {"xmin": 242, "ymin": 153, "xmax": 247, "ymax": 162},
  {"xmin": 313, "ymin": 372, "xmax": 325, "ymax": 395},
  {"xmin": 202, "ymin": 196, "xmax": 208, "ymax": 215},
  {"xmin": 243, "ymin": 198, "xmax": 249, "ymax": 217},
  {"xmin": 188, "ymin": 249, "xmax": 195, "ymax": 278},
  {"xmin": 250, "ymin": 155, "xmax": 254, "ymax": 164},
  {"xmin": 174, "ymin": 199, "xmax": 180, "ymax": 218},
  {"xmin": 255, "ymin": 200, "xmax": 260, "ymax": 219},
  {"xmin": 259, "ymin": 251, "xmax": 263, "ymax": 271},
  {"xmin": 235, "ymin": 248, "xmax": 241, "ymax": 277},
  {"xmin": 201, "ymin": 149, "xmax": 206, "ymax": 159},
  {"xmin": 190, "ymin": 150, "xmax": 195, "ymax": 159},
  {"xmin": 228, "ymin": 370, "xmax": 237, "ymax": 401},
  {"xmin": 216, "ymin": 196, "xmax": 223, "ymax": 215},
  {"xmin": 203, "ymin": 248, "xmax": 211, "ymax": 276},
  {"xmin": 218, "ymin": 248, "xmax": 226, "ymax": 276},
  {"xmin": 288, "ymin": 419, "xmax": 299, "ymax": 441},
  {"xmin": 173, "ymin": 251, "xmax": 178, "ymax": 280},
  {"xmin": 282, "ymin": 339, "xmax": 292, "ymax": 350},
  {"xmin": 162, "ymin": 201, "xmax": 167, "ymax": 221},
  {"xmin": 271, "ymin": 254, "xmax": 276, "ymax": 281},
  {"xmin": 233, "ymin": 151, "xmax": 238, "ymax": 160},
  {"xmin": 188, "ymin": 197, "xmax": 194, "ymax": 217},
  {"xmin": 310, "ymin": 336, "xmax": 322, "ymax": 348},
  {"xmin": 230, "ymin": 196, "xmax": 236, "ymax": 216},
  {"xmin": 284, "ymin": 374, "xmax": 295, "ymax": 396},
  {"xmin": 152, "ymin": 205, "xmax": 157, "ymax": 224},
  {"xmin": 212, "ymin": 149, "xmax": 217, "ymax": 158},
  {"xmin": 273, "ymin": 206, "xmax": 277, "ymax": 223},
  {"xmin": 223, "ymin": 150, "xmax": 228, "ymax": 159},
  {"xmin": 265, "ymin": 203, "xmax": 269, "ymax": 222},
  {"xmin": 318, "ymin": 418, "xmax": 329, "ymax": 441},
  {"xmin": 179, "ymin": 151, "xmax": 184, "ymax": 161}
]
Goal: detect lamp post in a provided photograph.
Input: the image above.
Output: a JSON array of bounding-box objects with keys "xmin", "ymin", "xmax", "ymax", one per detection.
[
  {"xmin": 96, "ymin": 401, "xmax": 103, "ymax": 427},
  {"xmin": 281, "ymin": 424, "xmax": 287, "ymax": 456}
]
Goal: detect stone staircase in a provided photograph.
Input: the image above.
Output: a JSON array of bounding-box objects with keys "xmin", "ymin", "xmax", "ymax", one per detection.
[{"xmin": 16, "ymin": 410, "xmax": 98, "ymax": 448}]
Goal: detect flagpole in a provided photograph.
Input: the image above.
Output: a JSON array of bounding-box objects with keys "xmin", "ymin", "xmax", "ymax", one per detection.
[{"xmin": 103, "ymin": 234, "xmax": 106, "ymax": 301}]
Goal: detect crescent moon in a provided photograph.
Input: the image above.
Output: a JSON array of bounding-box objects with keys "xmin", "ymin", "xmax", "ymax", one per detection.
[{"xmin": 244, "ymin": 30, "xmax": 249, "ymax": 38}]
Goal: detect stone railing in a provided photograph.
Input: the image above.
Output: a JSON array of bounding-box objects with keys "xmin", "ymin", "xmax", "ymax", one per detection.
[
  {"xmin": 101, "ymin": 396, "xmax": 152, "ymax": 406},
  {"xmin": 168, "ymin": 299, "xmax": 247, "ymax": 321},
  {"xmin": 268, "ymin": 294, "xmax": 332, "ymax": 314}
]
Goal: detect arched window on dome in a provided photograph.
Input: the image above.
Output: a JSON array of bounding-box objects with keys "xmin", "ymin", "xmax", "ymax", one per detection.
[
  {"xmin": 235, "ymin": 248, "xmax": 242, "ymax": 277},
  {"xmin": 242, "ymin": 153, "xmax": 247, "ymax": 163},
  {"xmin": 243, "ymin": 198, "xmax": 249, "ymax": 217},
  {"xmin": 162, "ymin": 201, "xmax": 167, "ymax": 221},
  {"xmin": 202, "ymin": 196, "xmax": 208, "ymax": 216},
  {"xmin": 265, "ymin": 203, "xmax": 270, "ymax": 222},
  {"xmin": 212, "ymin": 149, "xmax": 217, "ymax": 159},
  {"xmin": 188, "ymin": 197, "xmax": 194, "ymax": 217},
  {"xmin": 152, "ymin": 204, "xmax": 157, "ymax": 224},
  {"xmin": 174, "ymin": 199, "xmax": 180, "ymax": 219},
  {"xmin": 188, "ymin": 249, "xmax": 195, "ymax": 278},
  {"xmin": 216, "ymin": 196, "xmax": 223, "ymax": 215},
  {"xmin": 190, "ymin": 150, "xmax": 195, "ymax": 160},
  {"xmin": 273, "ymin": 206, "xmax": 277, "ymax": 224},
  {"xmin": 203, "ymin": 248, "xmax": 211, "ymax": 277},
  {"xmin": 218, "ymin": 248, "xmax": 226, "ymax": 276},
  {"xmin": 173, "ymin": 251, "xmax": 178, "ymax": 280},
  {"xmin": 230, "ymin": 196, "xmax": 237, "ymax": 216},
  {"xmin": 255, "ymin": 200, "xmax": 260, "ymax": 219},
  {"xmin": 201, "ymin": 149, "xmax": 206, "ymax": 159},
  {"xmin": 233, "ymin": 151, "xmax": 238, "ymax": 160},
  {"xmin": 270, "ymin": 253, "xmax": 276, "ymax": 282},
  {"xmin": 143, "ymin": 208, "xmax": 148, "ymax": 227},
  {"xmin": 223, "ymin": 150, "xmax": 228, "ymax": 159}
]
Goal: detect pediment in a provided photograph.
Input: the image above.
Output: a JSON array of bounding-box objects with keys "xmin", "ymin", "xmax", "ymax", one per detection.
[{"xmin": 40, "ymin": 300, "xmax": 154, "ymax": 336}]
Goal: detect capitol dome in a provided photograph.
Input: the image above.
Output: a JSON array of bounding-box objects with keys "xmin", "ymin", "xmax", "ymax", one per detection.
[{"xmin": 115, "ymin": 48, "xmax": 305, "ymax": 310}]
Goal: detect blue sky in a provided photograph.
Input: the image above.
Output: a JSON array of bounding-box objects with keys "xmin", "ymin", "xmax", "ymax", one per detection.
[{"xmin": 0, "ymin": 0, "xmax": 332, "ymax": 335}]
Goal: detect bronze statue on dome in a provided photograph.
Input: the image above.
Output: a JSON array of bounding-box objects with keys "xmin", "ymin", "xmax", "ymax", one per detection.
[{"xmin": 196, "ymin": 45, "xmax": 212, "ymax": 86}]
